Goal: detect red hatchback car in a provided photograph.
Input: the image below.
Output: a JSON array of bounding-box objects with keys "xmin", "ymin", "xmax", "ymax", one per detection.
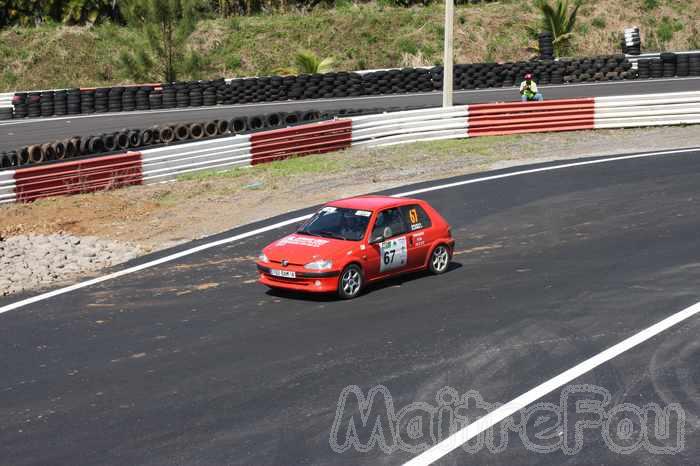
[{"xmin": 256, "ymin": 195, "xmax": 455, "ymax": 299}]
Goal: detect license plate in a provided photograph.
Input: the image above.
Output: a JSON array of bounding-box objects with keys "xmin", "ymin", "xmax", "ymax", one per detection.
[{"xmin": 270, "ymin": 269, "xmax": 296, "ymax": 278}]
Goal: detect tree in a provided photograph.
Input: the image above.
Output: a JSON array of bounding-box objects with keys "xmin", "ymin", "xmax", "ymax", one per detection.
[
  {"xmin": 529, "ymin": 0, "xmax": 581, "ymax": 57},
  {"xmin": 0, "ymin": 0, "xmax": 118, "ymax": 27},
  {"xmin": 61, "ymin": 0, "xmax": 119, "ymax": 24},
  {"xmin": 119, "ymin": 0, "xmax": 203, "ymax": 83},
  {"xmin": 276, "ymin": 50, "xmax": 334, "ymax": 75}
]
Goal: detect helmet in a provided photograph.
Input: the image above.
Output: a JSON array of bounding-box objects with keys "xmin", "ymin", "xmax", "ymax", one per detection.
[{"xmin": 524, "ymin": 73, "xmax": 533, "ymax": 80}]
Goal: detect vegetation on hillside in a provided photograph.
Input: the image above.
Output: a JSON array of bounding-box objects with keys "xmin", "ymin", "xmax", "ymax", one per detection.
[
  {"xmin": 118, "ymin": 0, "xmax": 204, "ymax": 82},
  {"xmin": 0, "ymin": 0, "xmax": 698, "ymax": 91},
  {"xmin": 529, "ymin": 0, "xmax": 581, "ymax": 56}
]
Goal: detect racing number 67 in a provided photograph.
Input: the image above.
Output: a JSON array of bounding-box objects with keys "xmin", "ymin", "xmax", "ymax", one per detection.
[{"xmin": 383, "ymin": 249, "xmax": 396, "ymax": 265}]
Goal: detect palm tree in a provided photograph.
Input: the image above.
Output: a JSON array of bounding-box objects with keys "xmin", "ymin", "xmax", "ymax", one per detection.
[
  {"xmin": 276, "ymin": 50, "xmax": 334, "ymax": 75},
  {"xmin": 530, "ymin": 0, "xmax": 581, "ymax": 57}
]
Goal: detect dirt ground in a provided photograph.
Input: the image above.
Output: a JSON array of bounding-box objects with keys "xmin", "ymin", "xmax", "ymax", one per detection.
[{"xmin": 2, "ymin": 126, "xmax": 700, "ymax": 254}]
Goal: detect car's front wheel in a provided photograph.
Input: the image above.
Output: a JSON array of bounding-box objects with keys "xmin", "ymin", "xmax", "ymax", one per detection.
[
  {"xmin": 338, "ymin": 264, "xmax": 363, "ymax": 299},
  {"xmin": 428, "ymin": 244, "xmax": 451, "ymax": 274}
]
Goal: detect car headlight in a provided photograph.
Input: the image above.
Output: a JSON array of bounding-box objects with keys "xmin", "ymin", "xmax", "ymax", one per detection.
[
  {"xmin": 304, "ymin": 259, "xmax": 333, "ymax": 270},
  {"xmin": 259, "ymin": 253, "xmax": 269, "ymax": 262}
]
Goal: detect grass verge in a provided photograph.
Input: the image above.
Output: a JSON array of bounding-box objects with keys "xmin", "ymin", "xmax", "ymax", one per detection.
[{"xmin": 1, "ymin": 0, "xmax": 699, "ymax": 91}]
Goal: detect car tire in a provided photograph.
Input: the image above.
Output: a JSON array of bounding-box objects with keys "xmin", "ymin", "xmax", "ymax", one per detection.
[
  {"xmin": 338, "ymin": 264, "xmax": 363, "ymax": 299},
  {"xmin": 428, "ymin": 244, "xmax": 451, "ymax": 275}
]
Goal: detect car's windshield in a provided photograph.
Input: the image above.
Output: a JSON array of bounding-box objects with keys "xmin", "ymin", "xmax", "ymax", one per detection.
[{"xmin": 297, "ymin": 206, "xmax": 372, "ymax": 241}]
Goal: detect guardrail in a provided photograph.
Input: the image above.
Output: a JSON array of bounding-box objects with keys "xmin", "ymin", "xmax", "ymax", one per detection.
[{"xmin": 1, "ymin": 90, "xmax": 699, "ymax": 203}]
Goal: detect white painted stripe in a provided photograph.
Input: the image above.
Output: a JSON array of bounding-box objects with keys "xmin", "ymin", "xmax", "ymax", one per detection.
[
  {"xmin": 595, "ymin": 102, "xmax": 700, "ymax": 115},
  {"xmin": 403, "ymin": 301, "xmax": 700, "ymax": 466},
  {"xmin": 0, "ymin": 169, "xmax": 15, "ymax": 182},
  {"xmin": 140, "ymin": 134, "xmax": 251, "ymax": 157},
  {"xmin": 0, "ymin": 214, "xmax": 313, "ymax": 315},
  {"xmin": 352, "ymin": 121, "xmax": 468, "ymax": 142},
  {"xmin": 365, "ymin": 130, "xmax": 468, "ymax": 148},
  {"xmin": 350, "ymin": 106, "xmax": 468, "ymax": 124},
  {"xmin": 0, "ymin": 169, "xmax": 15, "ymax": 202},
  {"xmin": 141, "ymin": 144, "xmax": 252, "ymax": 167},
  {"xmin": 142, "ymin": 156, "xmax": 252, "ymax": 182},
  {"xmin": 0, "ymin": 146, "xmax": 698, "ymax": 315},
  {"xmin": 353, "ymin": 128, "xmax": 468, "ymax": 147},
  {"xmin": 595, "ymin": 90, "xmax": 700, "ymax": 103}
]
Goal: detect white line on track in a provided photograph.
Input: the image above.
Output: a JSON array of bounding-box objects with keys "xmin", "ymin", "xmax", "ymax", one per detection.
[
  {"xmin": 1, "ymin": 77, "xmax": 698, "ymax": 126},
  {"xmin": 403, "ymin": 300, "xmax": 700, "ymax": 466},
  {"xmin": 0, "ymin": 146, "xmax": 697, "ymax": 316}
]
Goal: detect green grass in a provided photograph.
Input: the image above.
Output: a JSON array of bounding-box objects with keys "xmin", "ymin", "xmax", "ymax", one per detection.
[
  {"xmin": 2, "ymin": 0, "xmax": 699, "ymax": 91},
  {"xmin": 0, "ymin": 0, "xmax": 700, "ymax": 91},
  {"xmin": 177, "ymin": 153, "xmax": 346, "ymax": 182}
]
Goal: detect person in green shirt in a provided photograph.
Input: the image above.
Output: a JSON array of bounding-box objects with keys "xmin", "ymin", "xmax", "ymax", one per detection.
[{"xmin": 519, "ymin": 73, "xmax": 544, "ymax": 102}]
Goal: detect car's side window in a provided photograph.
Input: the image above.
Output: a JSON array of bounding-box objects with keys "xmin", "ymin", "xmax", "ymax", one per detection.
[
  {"xmin": 371, "ymin": 207, "xmax": 408, "ymax": 241},
  {"xmin": 401, "ymin": 205, "xmax": 432, "ymax": 232}
]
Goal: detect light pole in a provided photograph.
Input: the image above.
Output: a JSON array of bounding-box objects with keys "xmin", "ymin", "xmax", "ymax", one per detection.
[{"xmin": 442, "ymin": 0, "xmax": 454, "ymax": 108}]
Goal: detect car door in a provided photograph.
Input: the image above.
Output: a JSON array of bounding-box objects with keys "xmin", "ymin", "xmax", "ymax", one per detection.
[
  {"xmin": 365, "ymin": 207, "xmax": 410, "ymax": 279},
  {"xmin": 400, "ymin": 204, "xmax": 433, "ymax": 269}
]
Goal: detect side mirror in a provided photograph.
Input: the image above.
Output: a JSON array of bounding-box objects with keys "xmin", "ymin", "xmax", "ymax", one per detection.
[{"xmin": 370, "ymin": 235, "xmax": 384, "ymax": 244}]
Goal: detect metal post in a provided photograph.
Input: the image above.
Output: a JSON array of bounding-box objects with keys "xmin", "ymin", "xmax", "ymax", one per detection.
[{"xmin": 442, "ymin": 0, "xmax": 454, "ymax": 108}]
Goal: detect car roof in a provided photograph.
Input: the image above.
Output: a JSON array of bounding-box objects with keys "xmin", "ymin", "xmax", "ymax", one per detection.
[{"xmin": 326, "ymin": 195, "xmax": 417, "ymax": 211}]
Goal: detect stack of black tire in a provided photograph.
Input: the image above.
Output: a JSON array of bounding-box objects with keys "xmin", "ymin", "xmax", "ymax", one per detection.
[
  {"xmin": 637, "ymin": 58, "xmax": 652, "ymax": 78},
  {"xmin": 539, "ymin": 32, "xmax": 555, "ymax": 60},
  {"xmin": 621, "ymin": 27, "xmax": 641, "ymax": 55},
  {"xmin": 661, "ymin": 52, "xmax": 676, "ymax": 77},
  {"xmin": 675, "ymin": 53, "xmax": 690, "ymax": 77},
  {"xmin": 1, "ymin": 150, "xmax": 17, "ymax": 167},
  {"xmin": 9, "ymin": 49, "xmax": 698, "ymax": 121},
  {"xmin": 149, "ymin": 89, "xmax": 163, "ymax": 109},
  {"xmin": 108, "ymin": 87, "xmax": 122, "ymax": 112},
  {"xmin": 81, "ymin": 90, "xmax": 95, "ymax": 113},
  {"xmin": 0, "ymin": 107, "xmax": 12, "ymax": 120},
  {"xmin": 53, "ymin": 90, "xmax": 68, "ymax": 116},
  {"xmin": 634, "ymin": 53, "xmax": 699, "ymax": 79},
  {"xmin": 95, "ymin": 88, "xmax": 109, "ymax": 112},
  {"xmin": 8, "ymin": 94, "xmax": 27, "ymax": 118},
  {"xmin": 690, "ymin": 54, "xmax": 700, "ymax": 76},
  {"xmin": 122, "ymin": 87, "xmax": 137, "ymax": 112},
  {"xmin": 40, "ymin": 92, "xmax": 54, "ymax": 117},
  {"xmin": 66, "ymin": 89, "xmax": 81, "ymax": 115},
  {"xmin": 561, "ymin": 55, "xmax": 634, "ymax": 82}
]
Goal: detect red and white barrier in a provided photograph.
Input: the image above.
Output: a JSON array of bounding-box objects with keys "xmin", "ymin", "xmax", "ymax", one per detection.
[
  {"xmin": 0, "ymin": 169, "xmax": 15, "ymax": 204},
  {"xmin": 1, "ymin": 152, "xmax": 142, "ymax": 203},
  {"xmin": 2, "ymin": 90, "xmax": 699, "ymax": 203}
]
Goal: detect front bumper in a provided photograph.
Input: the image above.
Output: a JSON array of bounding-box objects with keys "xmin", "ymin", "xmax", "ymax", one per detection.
[{"xmin": 256, "ymin": 263, "xmax": 340, "ymax": 293}]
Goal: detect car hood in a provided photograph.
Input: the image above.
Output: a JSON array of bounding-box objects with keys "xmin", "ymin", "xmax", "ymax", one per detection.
[{"xmin": 263, "ymin": 233, "xmax": 353, "ymax": 266}]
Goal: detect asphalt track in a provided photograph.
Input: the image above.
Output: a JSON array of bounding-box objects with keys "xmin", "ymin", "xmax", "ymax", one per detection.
[
  {"xmin": 1, "ymin": 147, "xmax": 700, "ymax": 465},
  {"xmin": 1, "ymin": 76, "xmax": 699, "ymax": 151}
]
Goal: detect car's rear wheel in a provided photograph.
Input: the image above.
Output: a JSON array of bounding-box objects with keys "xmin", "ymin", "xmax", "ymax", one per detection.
[
  {"xmin": 429, "ymin": 244, "xmax": 450, "ymax": 274},
  {"xmin": 338, "ymin": 264, "xmax": 363, "ymax": 299}
]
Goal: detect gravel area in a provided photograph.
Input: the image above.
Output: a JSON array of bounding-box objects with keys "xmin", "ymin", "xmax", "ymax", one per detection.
[
  {"xmin": 0, "ymin": 233, "xmax": 141, "ymax": 296},
  {"xmin": 1, "ymin": 125, "xmax": 700, "ymax": 298}
]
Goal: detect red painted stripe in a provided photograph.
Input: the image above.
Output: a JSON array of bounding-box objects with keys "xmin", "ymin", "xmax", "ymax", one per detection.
[
  {"xmin": 468, "ymin": 98, "xmax": 595, "ymax": 113},
  {"xmin": 468, "ymin": 98, "xmax": 595, "ymax": 137},
  {"xmin": 469, "ymin": 111, "xmax": 596, "ymax": 128},
  {"xmin": 13, "ymin": 152, "xmax": 143, "ymax": 202},
  {"xmin": 249, "ymin": 120, "xmax": 352, "ymax": 165}
]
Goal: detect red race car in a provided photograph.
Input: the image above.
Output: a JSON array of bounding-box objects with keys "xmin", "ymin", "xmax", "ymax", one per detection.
[{"xmin": 256, "ymin": 195, "xmax": 455, "ymax": 299}]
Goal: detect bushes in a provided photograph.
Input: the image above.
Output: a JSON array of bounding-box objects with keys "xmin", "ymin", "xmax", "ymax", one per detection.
[{"xmin": 0, "ymin": 0, "xmax": 120, "ymax": 27}]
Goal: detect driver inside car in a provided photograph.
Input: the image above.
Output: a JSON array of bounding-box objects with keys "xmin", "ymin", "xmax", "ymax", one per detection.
[{"xmin": 372, "ymin": 208, "xmax": 404, "ymax": 240}]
